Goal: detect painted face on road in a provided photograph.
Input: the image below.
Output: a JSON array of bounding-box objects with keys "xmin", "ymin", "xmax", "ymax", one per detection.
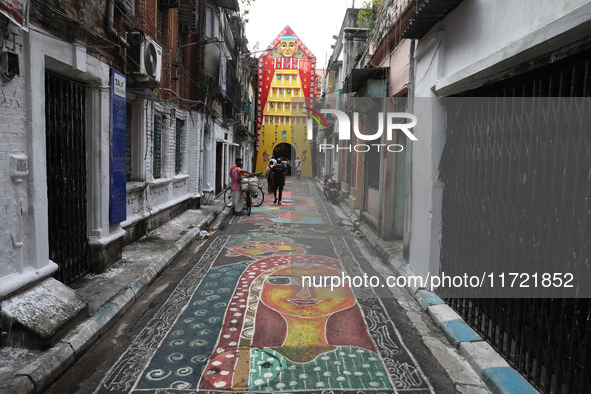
[
  {"xmin": 226, "ymin": 240, "xmax": 307, "ymax": 258},
  {"xmin": 261, "ymin": 265, "xmax": 355, "ymax": 318}
]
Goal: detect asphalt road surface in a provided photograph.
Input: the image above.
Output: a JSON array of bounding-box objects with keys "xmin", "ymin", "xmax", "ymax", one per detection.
[{"xmin": 48, "ymin": 179, "xmax": 460, "ymax": 393}]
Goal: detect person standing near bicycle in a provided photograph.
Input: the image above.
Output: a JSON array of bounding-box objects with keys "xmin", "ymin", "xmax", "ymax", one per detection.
[
  {"xmin": 271, "ymin": 158, "xmax": 286, "ymax": 204},
  {"xmin": 230, "ymin": 158, "xmax": 252, "ymax": 215}
]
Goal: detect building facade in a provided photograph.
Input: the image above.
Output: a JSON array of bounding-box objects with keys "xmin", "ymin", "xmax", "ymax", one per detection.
[
  {"xmin": 0, "ymin": 0, "xmax": 254, "ymax": 316},
  {"xmin": 328, "ymin": 0, "xmax": 591, "ymax": 391}
]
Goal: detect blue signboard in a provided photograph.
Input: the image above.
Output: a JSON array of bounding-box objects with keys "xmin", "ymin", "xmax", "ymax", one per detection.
[{"xmin": 109, "ymin": 69, "xmax": 127, "ymax": 225}]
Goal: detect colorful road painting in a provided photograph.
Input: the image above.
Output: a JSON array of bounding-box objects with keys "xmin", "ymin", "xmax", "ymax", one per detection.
[
  {"xmin": 236, "ymin": 182, "xmax": 323, "ymax": 225},
  {"xmin": 100, "ymin": 234, "xmax": 432, "ymax": 392}
]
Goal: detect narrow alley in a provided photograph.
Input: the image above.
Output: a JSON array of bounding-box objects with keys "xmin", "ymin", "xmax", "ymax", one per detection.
[
  {"xmin": 46, "ymin": 179, "xmax": 484, "ymax": 393},
  {"xmin": 1, "ymin": 1, "xmax": 589, "ymax": 393}
]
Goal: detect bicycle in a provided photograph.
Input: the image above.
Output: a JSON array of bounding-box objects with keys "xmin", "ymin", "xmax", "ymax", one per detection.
[
  {"xmin": 241, "ymin": 174, "xmax": 264, "ymax": 215},
  {"xmin": 224, "ymin": 174, "xmax": 264, "ymax": 212}
]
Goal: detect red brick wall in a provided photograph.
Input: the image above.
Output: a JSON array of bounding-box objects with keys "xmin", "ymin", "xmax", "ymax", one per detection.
[{"xmin": 30, "ymin": 0, "xmax": 200, "ymax": 103}]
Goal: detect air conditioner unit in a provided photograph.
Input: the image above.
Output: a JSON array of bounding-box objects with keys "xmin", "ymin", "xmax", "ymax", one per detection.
[
  {"xmin": 117, "ymin": 0, "xmax": 134, "ymax": 15},
  {"xmin": 127, "ymin": 34, "xmax": 162, "ymax": 84}
]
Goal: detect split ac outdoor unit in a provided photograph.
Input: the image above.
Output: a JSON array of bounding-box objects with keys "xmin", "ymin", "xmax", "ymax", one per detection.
[
  {"xmin": 127, "ymin": 34, "xmax": 162, "ymax": 84},
  {"xmin": 117, "ymin": 0, "xmax": 134, "ymax": 15}
]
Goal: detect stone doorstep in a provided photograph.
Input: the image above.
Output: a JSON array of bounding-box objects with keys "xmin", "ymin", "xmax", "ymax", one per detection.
[{"xmin": 0, "ymin": 278, "xmax": 87, "ymax": 350}]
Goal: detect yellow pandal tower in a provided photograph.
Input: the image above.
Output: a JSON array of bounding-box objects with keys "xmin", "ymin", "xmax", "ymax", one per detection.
[{"xmin": 254, "ymin": 27, "xmax": 316, "ymax": 177}]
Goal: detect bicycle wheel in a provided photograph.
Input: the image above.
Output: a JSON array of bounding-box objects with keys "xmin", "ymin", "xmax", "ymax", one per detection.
[
  {"xmin": 250, "ymin": 185, "xmax": 264, "ymax": 207},
  {"xmin": 245, "ymin": 193, "xmax": 252, "ymax": 216},
  {"xmin": 224, "ymin": 187, "xmax": 233, "ymax": 208}
]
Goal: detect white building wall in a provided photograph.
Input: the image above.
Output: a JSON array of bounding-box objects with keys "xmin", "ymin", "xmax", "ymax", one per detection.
[
  {"xmin": 0, "ymin": 23, "xmax": 31, "ymax": 296},
  {"xmin": 0, "ymin": 25, "xmax": 117, "ymax": 297},
  {"xmin": 408, "ymin": 0, "xmax": 591, "ymax": 278},
  {"xmin": 123, "ymin": 101, "xmax": 199, "ymax": 229},
  {"xmin": 434, "ymin": 0, "xmax": 591, "ymax": 96}
]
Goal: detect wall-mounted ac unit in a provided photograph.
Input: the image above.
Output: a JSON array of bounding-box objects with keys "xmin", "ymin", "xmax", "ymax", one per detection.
[
  {"xmin": 116, "ymin": 0, "xmax": 134, "ymax": 15},
  {"xmin": 127, "ymin": 34, "xmax": 162, "ymax": 84}
]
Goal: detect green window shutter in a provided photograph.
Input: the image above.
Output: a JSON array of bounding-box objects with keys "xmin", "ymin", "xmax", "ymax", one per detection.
[
  {"xmin": 175, "ymin": 119, "xmax": 183, "ymax": 174},
  {"xmin": 153, "ymin": 114, "xmax": 162, "ymax": 178}
]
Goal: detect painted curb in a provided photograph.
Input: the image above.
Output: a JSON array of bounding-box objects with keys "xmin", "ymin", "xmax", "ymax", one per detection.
[
  {"xmin": 415, "ymin": 290, "xmax": 445, "ymax": 311},
  {"xmin": 348, "ymin": 198, "xmax": 540, "ymax": 394},
  {"xmin": 60, "ymin": 319, "xmax": 100, "ymax": 357},
  {"xmin": 482, "ymin": 367, "xmax": 538, "ymax": 394},
  {"xmin": 439, "ymin": 318, "xmax": 482, "ymax": 348},
  {"xmin": 16, "ymin": 343, "xmax": 74, "ymax": 391},
  {"xmin": 459, "ymin": 341, "xmax": 510, "ymax": 376}
]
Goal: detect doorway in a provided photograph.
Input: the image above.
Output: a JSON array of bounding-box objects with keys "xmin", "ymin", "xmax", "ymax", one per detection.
[
  {"xmin": 45, "ymin": 72, "xmax": 89, "ymax": 283},
  {"xmin": 272, "ymin": 143, "xmax": 295, "ymax": 176}
]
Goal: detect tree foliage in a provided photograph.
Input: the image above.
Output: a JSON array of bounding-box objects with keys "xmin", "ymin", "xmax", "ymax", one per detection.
[{"xmin": 357, "ymin": 0, "xmax": 384, "ymax": 29}]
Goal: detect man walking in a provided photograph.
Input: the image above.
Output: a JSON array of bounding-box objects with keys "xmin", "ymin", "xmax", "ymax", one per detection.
[
  {"xmin": 271, "ymin": 159, "xmax": 286, "ymax": 204},
  {"xmin": 230, "ymin": 158, "xmax": 251, "ymax": 215}
]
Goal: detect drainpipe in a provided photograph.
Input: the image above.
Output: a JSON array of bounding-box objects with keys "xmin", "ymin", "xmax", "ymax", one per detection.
[
  {"xmin": 377, "ymin": 77, "xmax": 387, "ymax": 238},
  {"xmin": 106, "ymin": 0, "xmax": 129, "ymax": 73},
  {"xmin": 403, "ymin": 39, "xmax": 415, "ymax": 259}
]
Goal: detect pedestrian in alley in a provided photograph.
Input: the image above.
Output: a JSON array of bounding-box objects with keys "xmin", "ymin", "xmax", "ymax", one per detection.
[
  {"xmin": 294, "ymin": 157, "xmax": 302, "ymax": 180},
  {"xmin": 271, "ymin": 159, "xmax": 286, "ymax": 204},
  {"xmin": 265, "ymin": 162, "xmax": 274, "ymax": 194},
  {"xmin": 230, "ymin": 158, "xmax": 252, "ymax": 215}
]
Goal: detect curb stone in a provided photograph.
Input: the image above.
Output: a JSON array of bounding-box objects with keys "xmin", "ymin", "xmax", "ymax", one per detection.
[
  {"xmin": 60, "ymin": 320, "xmax": 100, "ymax": 357},
  {"xmin": 375, "ymin": 253, "xmax": 537, "ymax": 393},
  {"xmin": 16, "ymin": 343, "xmax": 74, "ymax": 392},
  {"xmin": 459, "ymin": 342, "xmax": 510, "ymax": 376},
  {"xmin": 347, "ymin": 201, "xmax": 539, "ymax": 393},
  {"xmin": 482, "ymin": 367, "xmax": 538, "ymax": 394},
  {"xmin": 3, "ymin": 203, "xmax": 226, "ymax": 393}
]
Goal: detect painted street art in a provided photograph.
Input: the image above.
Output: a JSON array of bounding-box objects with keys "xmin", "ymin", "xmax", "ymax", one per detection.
[
  {"xmin": 233, "ymin": 181, "xmax": 327, "ymax": 225},
  {"xmin": 236, "ymin": 191, "xmax": 322, "ymax": 225},
  {"xmin": 98, "ymin": 234, "xmax": 432, "ymax": 392}
]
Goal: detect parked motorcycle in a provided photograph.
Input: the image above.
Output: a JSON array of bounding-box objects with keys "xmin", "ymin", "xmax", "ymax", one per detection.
[{"xmin": 323, "ymin": 173, "xmax": 341, "ymax": 204}]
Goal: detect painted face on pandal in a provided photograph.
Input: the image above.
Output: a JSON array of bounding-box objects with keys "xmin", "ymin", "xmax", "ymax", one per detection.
[
  {"xmin": 261, "ymin": 265, "xmax": 355, "ymax": 318},
  {"xmin": 226, "ymin": 240, "xmax": 307, "ymax": 258},
  {"xmin": 279, "ymin": 39, "xmax": 298, "ymax": 58}
]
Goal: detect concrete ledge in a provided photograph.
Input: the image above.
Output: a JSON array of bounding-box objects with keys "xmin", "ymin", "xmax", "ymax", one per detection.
[
  {"xmin": 459, "ymin": 342, "xmax": 510, "ymax": 376},
  {"xmin": 0, "ymin": 375, "xmax": 35, "ymax": 394},
  {"xmin": 440, "ymin": 319, "xmax": 482, "ymax": 348},
  {"xmin": 482, "ymin": 367, "xmax": 538, "ymax": 394},
  {"xmin": 110, "ymin": 288, "xmax": 136, "ymax": 317},
  {"xmin": 16, "ymin": 343, "xmax": 74, "ymax": 391},
  {"xmin": 128, "ymin": 274, "xmax": 150, "ymax": 299},
  {"xmin": 428, "ymin": 304, "xmax": 462, "ymax": 326},
  {"xmin": 396, "ymin": 264, "xmax": 425, "ymax": 295},
  {"xmin": 91, "ymin": 302, "xmax": 120, "ymax": 336},
  {"xmin": 415, "ymin": 290, "xmax": 445, "ymax": 311},
  {"xmin": 60, "ymin": 320, "xmax": 100, "ymax": 357}
]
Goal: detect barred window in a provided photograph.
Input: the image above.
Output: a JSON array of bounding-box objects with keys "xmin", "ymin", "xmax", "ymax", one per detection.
[
  {"xmin": 153, "ymin": 114, "xmax": 162, "ymax": 178},
  {"xmin": 175, "ymin": 118, "xmax": 184, "ymax": 174}
]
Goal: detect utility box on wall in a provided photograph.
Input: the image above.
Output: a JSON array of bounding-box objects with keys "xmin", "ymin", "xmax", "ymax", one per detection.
[{"xmin": 10, "ymin": 153, "xmax": 28, "ymax": 182}]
